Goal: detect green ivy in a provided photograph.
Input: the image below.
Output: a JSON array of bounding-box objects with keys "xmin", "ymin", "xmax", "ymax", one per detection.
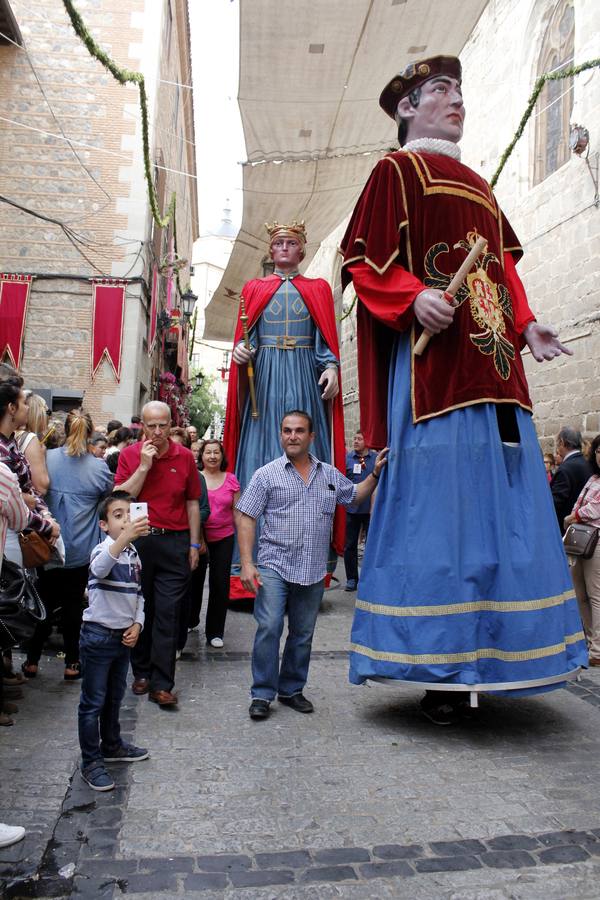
[{"xmin": 491, "ymin": 58, "xmax": 600, "ymax": 188}]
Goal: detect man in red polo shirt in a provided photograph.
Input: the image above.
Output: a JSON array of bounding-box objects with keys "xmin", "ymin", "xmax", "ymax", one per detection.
[{"xmin": 115, "ymin": 401, "xmax": 202, "ymax": 708}]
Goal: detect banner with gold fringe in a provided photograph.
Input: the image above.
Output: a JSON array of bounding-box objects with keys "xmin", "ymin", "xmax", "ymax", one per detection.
[
  {"xmin": 0, "ymin": 274, "xmax": 32, "ymax": 369},
  {"xmin": 91, "ymin": 279, "xmax": 126, "ymax": 381}
]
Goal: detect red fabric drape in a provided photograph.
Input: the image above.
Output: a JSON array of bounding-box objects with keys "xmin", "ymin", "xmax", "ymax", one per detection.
[
  {"xmin": 91, "ymin": 280, "xmax": 126, "ymax": 381},
  {"xmin": 0, "ymin": 274, "xmax": 32, "ymax": 369}
]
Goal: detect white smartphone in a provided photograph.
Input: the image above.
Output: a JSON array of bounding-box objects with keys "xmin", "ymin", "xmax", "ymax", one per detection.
[{"xmin": 129, "ymin": 501, "xmax": 148, "ymax": 521}]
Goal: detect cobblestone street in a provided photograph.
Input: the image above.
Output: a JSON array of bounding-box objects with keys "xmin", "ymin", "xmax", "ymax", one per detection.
[{"xmin": 3, "ymin": 567, "xmax": 600, "ymax": 898}]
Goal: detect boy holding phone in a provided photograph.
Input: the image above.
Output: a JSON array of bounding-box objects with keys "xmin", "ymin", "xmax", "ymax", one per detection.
[{"xmin": 79, "ymin": 491, "xmax": 150, "ymax": 791}]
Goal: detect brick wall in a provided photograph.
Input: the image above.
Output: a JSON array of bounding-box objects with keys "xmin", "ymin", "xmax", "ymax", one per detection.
[{"xmin": 0, "ymin": 0, "xmax": 197, "ymax": 427}]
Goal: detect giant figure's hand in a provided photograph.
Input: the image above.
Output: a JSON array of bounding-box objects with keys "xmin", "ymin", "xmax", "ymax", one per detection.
[
  {"xmin": 523, "ymin": 322, "xmax": 572, "ymax": 362},
  {"xmin": 413, "ymin": 289, "xmax": 455, "ymax": 334},
  {"xmin": 319, "ymin": 367, "xmax": 339, "ymax": 401},
  {"xmin": 232, "ymin": 341, "xmax": 255, "ymax": 365}
]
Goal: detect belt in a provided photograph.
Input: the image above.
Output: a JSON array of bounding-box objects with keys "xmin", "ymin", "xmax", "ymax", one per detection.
[
  {"xmin": 259, "ymin": 336, "xmax": 314, "ymax": 350},
  {"xmin": 83, "ymin": 622, "xmax": 126, "ymax": 638},
  {"xmin": 148, "ymin": 526, "xmax": 187, "ymax": 536}
]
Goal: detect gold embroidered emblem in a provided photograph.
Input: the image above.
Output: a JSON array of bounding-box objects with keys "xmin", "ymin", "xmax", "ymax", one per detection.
[
  {"xmin": 423, "ymin": 232, "xmax": 516, "ymax": 380},
  {"xmin": 390, "ymin": 78, "xmax": 403, "ymax": 92},
  {"xmin": 418, "ymin": 64, "xmax": 430, "ymax": 76}
]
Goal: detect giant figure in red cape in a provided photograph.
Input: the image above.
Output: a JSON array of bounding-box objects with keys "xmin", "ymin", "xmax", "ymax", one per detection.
[
  {"xmin": 224, "ymin": 222, "xmax": 346, "ymax": 598},
  {"xmin": 340, "ymin": 55, "xmax": 587, "ymax": 723}
]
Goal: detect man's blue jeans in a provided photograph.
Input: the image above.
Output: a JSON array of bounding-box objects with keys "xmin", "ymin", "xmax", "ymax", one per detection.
[
  {"xmin": 78, "ymin": 623, "xmax": 130, "ymax": 769},
  {"xmin": 251, "ymin": 566, "xmax": 325, "ymax": 701}
]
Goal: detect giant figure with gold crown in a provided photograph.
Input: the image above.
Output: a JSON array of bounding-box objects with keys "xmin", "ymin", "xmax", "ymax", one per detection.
[
  {"xmin": 224, "ymin": 221, "xmax": 346, "ymax": 597},
  {"xmin": 340, "ymin": 55, "xmax": 587, "ymax": 723}
]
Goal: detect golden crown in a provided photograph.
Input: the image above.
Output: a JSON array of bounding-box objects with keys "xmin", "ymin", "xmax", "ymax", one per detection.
[{"xmin": 265, "ymin": 220, "xmax": 307, "ymax": 245}]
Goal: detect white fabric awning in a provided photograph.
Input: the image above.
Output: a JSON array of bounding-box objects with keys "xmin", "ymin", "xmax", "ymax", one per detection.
[{"xmin": 204, "ymin": 0, "xmax": 489, "ymax": 340}]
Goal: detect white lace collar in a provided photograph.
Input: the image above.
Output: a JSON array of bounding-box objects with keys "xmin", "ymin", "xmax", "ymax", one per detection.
[{"xmin": 403, "ymin": 138, "xmax": 461, "ymax": 161}]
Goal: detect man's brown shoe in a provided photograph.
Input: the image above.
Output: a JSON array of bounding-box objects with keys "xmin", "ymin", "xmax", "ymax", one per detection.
[
  {"xmin": 589, "ymin": 658, "xmax": 600, "ymax": 667},
  {"xmin": 149, "ymin": 690, "xmax": 178, "ymax": 707},
  {"xmin": 132, "ymin": 678, "xmax": 150, "ymax": 695}
]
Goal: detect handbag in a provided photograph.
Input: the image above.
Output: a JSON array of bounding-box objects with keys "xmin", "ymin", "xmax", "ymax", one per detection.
[
  {"xmin": 563, "ymin": 523, "xmax": 599, "ymax": 559},
  {"xmin": 0, "ymin": 559, "xmax": 46, "ymax": 651},
  {"xmin": 19, "ymin": 530, "xmax": 52, "ymax": 567}
]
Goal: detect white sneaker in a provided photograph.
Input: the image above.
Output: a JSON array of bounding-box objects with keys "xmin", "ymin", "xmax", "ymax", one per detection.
[
  {"xmin": 175, "ymin": 650, "xmax": 182, "ymax": 660},
  {"xmin": 0, "ymin": 823, "xmax": 25, "ymax": 848},
  {"xmin": 209, "ymin": 637, "xmax": 224, "ymax": 648}
]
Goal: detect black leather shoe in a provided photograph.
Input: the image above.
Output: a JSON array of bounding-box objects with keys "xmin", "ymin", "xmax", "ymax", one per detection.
[
  {"xmin": 249, "ymin": 699, "xmax": 270, "ymax": 720},
  {"xmin": 278, "ymin": 693, "xmax": 314, "ymax": 713}
]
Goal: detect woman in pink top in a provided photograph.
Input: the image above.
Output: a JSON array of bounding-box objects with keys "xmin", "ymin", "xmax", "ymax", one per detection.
[
  {"xmin": 189, "ymin": 440, "xmax": 240, "ymax": 647},
  {"xmin": 565, "ymin": 433, "xmax": 600, "ymax": 666}
]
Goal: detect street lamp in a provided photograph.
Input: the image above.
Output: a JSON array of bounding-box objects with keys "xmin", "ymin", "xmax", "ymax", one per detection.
[
  {"xmin": 181, "ymin": 288, "xmax": 198, "ymax": 321},
  {"xmin": 195, "ymin": 371, "xmax": 204, "ymax": 390}
]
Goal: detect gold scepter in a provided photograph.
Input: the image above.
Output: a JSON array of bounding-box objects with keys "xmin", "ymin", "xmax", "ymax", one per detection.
[
  {"xmin": 239, "ymin": 294, "xmax": 259, "ymax": 419},
  {"xmin": 413, "ymin": 235, "xmax": 487, "ymax": 356}
]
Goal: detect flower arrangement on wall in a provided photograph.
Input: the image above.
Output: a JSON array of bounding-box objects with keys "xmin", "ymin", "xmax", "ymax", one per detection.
[{"xmin": 158, "ymin": 371, "xmax": 192, "ymax": 426}]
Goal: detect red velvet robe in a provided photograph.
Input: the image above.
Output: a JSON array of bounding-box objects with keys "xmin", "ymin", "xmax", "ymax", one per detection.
[
  {"xmin": 223, "ymin": 273, "xmax": 347, "ymax": 555},
  {"xmin": 341, "ymin": 150, "xmax": 536, "ymax": 449}
]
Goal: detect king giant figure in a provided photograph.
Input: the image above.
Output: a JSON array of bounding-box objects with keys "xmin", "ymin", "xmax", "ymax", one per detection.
[{"xmin": 224, "ymin": 222, "xmax": 346, "ymax": 596}]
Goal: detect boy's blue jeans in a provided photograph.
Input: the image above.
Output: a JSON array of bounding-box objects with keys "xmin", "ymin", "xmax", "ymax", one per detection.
[
  {"xmin": 251, "ymin": 566, "xmax": 325, "ymax": 701},
  {"xmin": 78, "ymin": 622, "xmax": 130, "ymax": 769}
]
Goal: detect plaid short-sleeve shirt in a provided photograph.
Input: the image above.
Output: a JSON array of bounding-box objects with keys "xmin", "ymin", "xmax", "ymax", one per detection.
[{"xmin": 236, "ymin": 454, "xmax": 357, "ymax": 585}]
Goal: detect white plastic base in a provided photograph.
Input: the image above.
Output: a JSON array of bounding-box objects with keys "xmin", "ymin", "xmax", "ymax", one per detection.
[{"xmin": 368, "ymin": 667, "xmax": 583, "ymax": 708}]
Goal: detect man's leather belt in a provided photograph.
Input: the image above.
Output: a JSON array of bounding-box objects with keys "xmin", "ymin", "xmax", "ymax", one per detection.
[
  {"xmin": 148, "ymin": 526, "xmax": 184, "ymax": 536},
  {"xmin": 259, "ymin": 336, "xmax": 314, "ymax": 350}
]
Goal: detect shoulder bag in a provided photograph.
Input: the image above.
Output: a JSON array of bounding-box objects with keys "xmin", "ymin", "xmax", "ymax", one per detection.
[
  {"xmin": 19, "ymin": 530, "xmax": 53, "ymax": 567},
  {"xmin": 563, "ymin": 523, "xmax": 599, "ymax": 559},
  {"xmin": 0, "ymin": 559, "xmax": 46, "ymax": 651},
  {"xmin": 563, "ymin": 483, "xmax": 599, "ymax": 559}
]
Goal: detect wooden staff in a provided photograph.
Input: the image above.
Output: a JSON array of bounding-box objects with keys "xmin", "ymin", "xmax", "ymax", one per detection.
[
  {"xmin": 413, "ymin": 235, "xmax": 487, "ymax": 356},
  {"xmin": 239, "ymin": 294, "xmax": 259, "ymax": 419}
]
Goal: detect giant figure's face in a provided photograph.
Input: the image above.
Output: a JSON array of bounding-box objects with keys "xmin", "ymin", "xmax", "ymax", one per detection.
[
  {"xmin": 400, "ymin": 76, "xmax": 465, "ymax": 144},
  {"xmin": 270, "ymin": 237, "xmax": 303, "ymax": 269}
]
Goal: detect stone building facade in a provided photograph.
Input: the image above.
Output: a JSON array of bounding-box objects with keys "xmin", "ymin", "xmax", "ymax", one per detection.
[
  {"xmin": 0, "ymin": 0, "xmax": 198, "ymax": 425},
  {"xmin": 307, "ymin": 0, "xmax": 600, "ymax": 450}
]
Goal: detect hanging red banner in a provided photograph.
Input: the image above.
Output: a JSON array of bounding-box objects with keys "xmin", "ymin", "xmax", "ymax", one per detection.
[
  {"xmin": 0, "ymin": 274, "xmax": 32, "ymax": 369},
  {"xmin": 148, "ymin": 264, "xmax": 159, "ymax": 355},
  {"xmin": 91, "ymin": 280, "xmax": 126, "ymax": 381}
]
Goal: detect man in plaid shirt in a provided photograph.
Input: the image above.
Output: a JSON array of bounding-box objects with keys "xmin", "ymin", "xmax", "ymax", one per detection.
[{"xmin": 236, "ymin": 410, "xmax": 387, "ymax": 720}]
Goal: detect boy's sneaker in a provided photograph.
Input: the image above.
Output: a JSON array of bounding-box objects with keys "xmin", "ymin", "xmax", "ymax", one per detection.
[
  {"xmin": 103, "ymin": 742, "xmax": 149, "ymax": 763},
  {"xmin": 81, "ymin": 763, "xmax": 115, "ymax": 792}
]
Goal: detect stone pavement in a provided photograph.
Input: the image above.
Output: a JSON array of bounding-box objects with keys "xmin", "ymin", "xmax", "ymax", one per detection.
[{"xmin": 3, "ymin": 566, "xmax": 600, "ymax": 898}]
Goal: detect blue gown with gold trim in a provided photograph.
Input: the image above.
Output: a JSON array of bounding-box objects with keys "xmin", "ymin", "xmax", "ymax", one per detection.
[{"xmin": 349, "ymin": 334, "xmax": 587, "ymax": 690}]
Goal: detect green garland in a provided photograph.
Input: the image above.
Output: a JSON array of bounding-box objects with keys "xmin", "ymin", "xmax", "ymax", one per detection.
[
  {"xmin": 491, "ymin": 57, "xmax": 600, "ymax": 188},
  {"xmin": 62, "ymin": 0, "xmax": 176, "ymax": 230}
]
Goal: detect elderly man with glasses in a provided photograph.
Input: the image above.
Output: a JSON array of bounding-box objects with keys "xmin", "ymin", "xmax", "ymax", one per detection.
[{"xmin": 115, "ymin": 401, "xmax": 202, "ymax": 708}]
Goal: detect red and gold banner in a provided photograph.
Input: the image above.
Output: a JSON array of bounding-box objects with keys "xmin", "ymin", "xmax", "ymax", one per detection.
[
  {"xmin": 91, "ymin": 279, "xmax": 126, "ymax": 381},
  {"xmin": 0, "ymin": 274, "xmax": 32, "ymax": 369},
  {"xmin": 148, "ymin": 265, "xmax": 159, "ymax": 355}
]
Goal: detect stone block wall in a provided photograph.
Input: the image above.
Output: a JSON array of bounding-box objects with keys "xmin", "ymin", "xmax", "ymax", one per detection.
[{"xmin": 460, "ymin": 0, "xmax": 600, "ymax": 449}]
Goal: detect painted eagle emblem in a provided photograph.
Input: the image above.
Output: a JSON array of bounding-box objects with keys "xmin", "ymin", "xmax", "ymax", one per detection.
[{"xmin": 422, "ymin": 237, "xmax": 515, "ymax": 380}]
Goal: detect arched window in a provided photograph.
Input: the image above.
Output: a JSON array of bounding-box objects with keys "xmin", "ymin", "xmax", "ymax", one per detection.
[{"xmin": 533, "ymin": 1, "xmax": 574, "ymax": 185}]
